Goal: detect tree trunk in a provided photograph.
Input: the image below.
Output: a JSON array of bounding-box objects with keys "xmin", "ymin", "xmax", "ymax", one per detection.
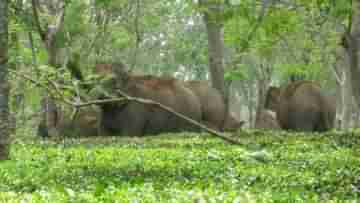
[
  {"xmin": 352, "ymin": 97, "xmax": 360, "ymax": 128},
  {"xmin": 254, "ymin": 63, "xmax": 272, "ymax": 126},
  {"xmin": 336, "ymin": 46, "xmax": 353, "ymax": 129},
  {"xmin": 248, "ymin": 83, "xmax": 256, "ymax": 128},
  {"xmin": 347, "ymin": 0, "xmax": 360, "ymax": 109},
  {"xmin": 255, "ymin": 78, "xmax": 267, "ymax": 123},
  {"xmin": 0, "ymin": 0, "xmax": 10, "ymax": 160},
  {"xmin": 342, "ymin": 66, "xmax": 353, "ymax": 129},
  {"xmin": 32, "ymin": 0, "xmax": 65, "ymax": 137},
  {"xmin": 200, "ymin": 0, "xmax": 227, "ymax": 129}
]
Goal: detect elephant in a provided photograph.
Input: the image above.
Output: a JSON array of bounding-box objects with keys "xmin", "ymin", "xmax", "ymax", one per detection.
[
  {"xmin": 95, "ymin": 63, "xmax": 202, "ymax": 136},
  {"xmin": 37, "ymin": 106, "xmax": 101, "ymax": 137},
  {"xmin": 254, "ymin": 110, "xmax": 280, "ymax": 130},
  {"xmin": 58, "ymin": 107, "xmax": 101, "ymax": 137},
  {"xmin": 264, "ymin": 80, "xmax": 336, "ymax": 132},
  {"xmin": 223, "ymin": 113, "xmax": 245, "ymax": 132},
  {"xmin": 185, "ymin": 80, "xmax": 244, "ymax": 132}
]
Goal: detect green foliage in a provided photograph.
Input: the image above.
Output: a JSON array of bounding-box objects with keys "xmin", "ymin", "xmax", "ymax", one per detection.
[
  {"xmin": 109, "ymin": 27, "xmax": 132, "ymax": 50},
  {"xmin": 224, "ymin": 65, "xmax": 249, "ymax": 81},
  {"xmin": 315, "ymin": 0, "xmax": 351, "ymax": 20},
  {"xmin": 64, "ymin": 0, "xmax": 88, "ymax": 39},
  {"xmin": 222, "ymin": 0, "xmax": 344, "ymax": 89},
  {"xmin": 1, "ymin": 131, "xmax": 360, "ymax": 202}
]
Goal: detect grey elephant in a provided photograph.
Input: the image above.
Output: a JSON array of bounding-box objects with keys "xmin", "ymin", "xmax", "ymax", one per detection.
[
  {"xmin": 95, "ymin": 63, "xmax": 202, "ymax": 136},
  {"xmin": 264, "ymin": 80, "xmax": 336, "ymax": 132},
  {"xmin": 255, "ymin": 110, "xmax": 280, "ymax": 130},
  {"xmin": 185, "ymin": 80, "xmax": 244, "ymax": 132}
]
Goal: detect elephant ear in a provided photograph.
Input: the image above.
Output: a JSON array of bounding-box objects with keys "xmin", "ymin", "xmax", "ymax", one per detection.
[{"xmin": 264, "ymin": 86, "xmax": 281, "ymax": 112}]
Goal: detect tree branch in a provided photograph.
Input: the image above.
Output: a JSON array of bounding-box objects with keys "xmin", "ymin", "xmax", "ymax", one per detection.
[
  {"xmin": 31, "ymin": 0, "xmax": 47, "ymax": 42},
  {"xmin": 48, "ymin": 2, "xmax": 65, "ymax": 41},
  {"xmin": 130, "ymin": 0, "xmax": 141, "ymax": 70},
  {"xmin": 10, "ymin": 70, "xmax": 242, "ymax": 145},
  {"xmin": 9, "ymin": 69, "xmax": 74, "ymax": 106},
  {"xmin": 238, "ymin": 0, "xmax": 273, "ymax": 54},
  {"xmin": 331, "ymin": 63, "xmax": 346, "ymax": 86},
  {"xmin": 114, "ymin": 89, "xmax": 242, "ymax": 145}
]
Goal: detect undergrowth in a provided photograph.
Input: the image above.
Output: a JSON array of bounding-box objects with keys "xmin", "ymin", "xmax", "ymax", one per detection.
[{"xmin": 0, "ymin": 130, "xmax": 360, "ymax": 202}]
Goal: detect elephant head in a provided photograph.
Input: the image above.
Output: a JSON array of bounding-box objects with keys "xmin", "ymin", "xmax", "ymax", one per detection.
[
  {"xmin": 255, "ymin": 110, "xmax": 280, "ymax": 130},
  {"xmin": 264, "ymin": 86, "xmax": 281, "ymax": 112}
]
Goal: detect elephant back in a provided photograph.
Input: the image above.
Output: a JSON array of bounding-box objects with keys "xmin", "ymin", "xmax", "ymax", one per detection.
[
  {"xmin": 281, "ymin": 80, "xmax": 321, "ymax": 100},
  {"xmin": 276, "ymin": 80, "xmax": 335, "ymax": 132},
  {"xmin": 185, "ymin": 80, "xmax": 226, "ymax": 130},
  {"xmin": 123, "ymin": 76, "xmax": 202, "ymax": 133}
]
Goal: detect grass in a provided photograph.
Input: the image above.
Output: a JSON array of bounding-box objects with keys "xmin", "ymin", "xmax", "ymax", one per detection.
[{"xmin": 0, "ymin": 130, "xmax": 360, "ymax": 202}]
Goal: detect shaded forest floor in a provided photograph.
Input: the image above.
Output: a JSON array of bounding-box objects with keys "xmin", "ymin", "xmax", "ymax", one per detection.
[{"xmin": 0, "ymin": 130, "xmax": 360, "ymax": 202}]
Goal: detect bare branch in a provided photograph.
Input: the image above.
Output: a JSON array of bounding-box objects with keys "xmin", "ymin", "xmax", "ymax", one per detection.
[
  {"xmin": 46, "ymin": 2, "xmax": 66, "ymax": 47},
  {"xmin": 130, "ymin": 0, "xmax": 142, "ymax": 70},
  {"xmin": 10, "ymin": 70, "xmax": 242, "ymax": 145},
  {"xmin": 28, "ymin": 31, "xmax": 38, "ymax": 66},
  {"xmin": 9, "ymin": 69, "xmax": 74, "ymax": 106},
  {"xmin": 82, "ymin": 8, "xmax": 111, "ymax": 59},
  {"xmin": 31, "ymin": 0, "xmax": 47, "ymax": 42},
  {"xmin": 114, "ymin": 89, "xmax": 242, "ymax": 145},
  {"xmin": 74, "ymin": 97, "xmax": 128, "ymax": 107}
]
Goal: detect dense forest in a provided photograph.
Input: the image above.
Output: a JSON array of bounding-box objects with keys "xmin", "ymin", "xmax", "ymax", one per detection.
[{"xmin": 0, "ymin": 0, "xmax": 360, "ymax": 201}]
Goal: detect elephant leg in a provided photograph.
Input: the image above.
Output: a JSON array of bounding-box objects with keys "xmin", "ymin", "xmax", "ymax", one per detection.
[
  {"xmin": 288, "ymin": 111, "xmax": 317, "ymax": 132},
  {"xmin": 117, "ymin": 103, "xmax": 147, "ymax": 137},
  {"xmin": 315, "ymin": 112, "xmax": 333, "ymax": 132},
  {"xmin": 121, "ymin": 118, "xmax": 145, "ymax": 137}
]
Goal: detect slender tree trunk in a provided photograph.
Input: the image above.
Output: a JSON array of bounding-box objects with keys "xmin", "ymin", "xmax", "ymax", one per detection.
[
  {"xmin": 248, "ymin": 83, "xmax": 256, "ymax": 128},
  {"xmin": 336, "ymin": 46, "xmax": 353, "ymax": 129},
  {"xmin": 255, "ymin": 63, "xmax": 272, "ymax": 125},
  {"xmin": 0, "ymin": 0, "xmax": 10, "ymax": 160},
  {"xmin": 255, "ymin": 79, "xmax": 266, "ymax": 122},
  {"xmin": 352, "ymin": 97, "xmax": 360, "ymax": 127},
  {"xmin": 200, "ymin": 0, "xmax": 227, "ymax": 129},
  {"xmin": 40, "ymin": 41, "xmax": 62, "ymax": 137},
  {"xmin": 32, "ymin": 0, "xmax": 65, "ymax": 137},
  {"xmin": 342, "ymin": 68, "xmax": 353, "ymax": 129},
  {"xmin": 347, "ymin": 0, "xmax": 360, "ymax": 109}
]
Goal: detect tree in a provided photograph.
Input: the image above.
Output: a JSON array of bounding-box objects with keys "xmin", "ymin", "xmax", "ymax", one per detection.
[
  {"xmin": 0, "ymin": 0, "xmax": 10, "ymax": 160},
  {"xmin": 198, "ymin": 0, "xmax": 227, "ymax": 129},
  {"xmin": 343, "ymin": 0, "xmax": 360, "ymax": 109},
  {"xmin": 334, "ymin": 45, "xmax": 353, "ymax": 128},
  {"xmin": 31, "ymin": 0, "xmax": 66, "ymax": 137}
]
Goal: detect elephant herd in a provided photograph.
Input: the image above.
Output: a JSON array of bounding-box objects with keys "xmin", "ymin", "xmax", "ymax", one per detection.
[
  {"xmin": 94, "ymin": 63, "xmax": 245, "ymax": 136},
  {"xmin": 38, "ymin": 63, "xmax": 336, "ymax": 137}
]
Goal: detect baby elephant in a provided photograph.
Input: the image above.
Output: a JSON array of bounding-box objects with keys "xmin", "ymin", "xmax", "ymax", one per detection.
[{"xmin": 255, "ymin": 110, "xmax": 280, "ymax": 130}]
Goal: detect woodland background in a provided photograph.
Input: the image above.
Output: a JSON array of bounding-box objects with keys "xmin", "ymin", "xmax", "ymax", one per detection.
[{"xmin": 0, "ymin": 0, "xmax": 359, "ymax": 201}]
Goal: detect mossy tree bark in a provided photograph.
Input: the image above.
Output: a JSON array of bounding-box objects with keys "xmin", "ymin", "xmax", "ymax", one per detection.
[
  {"xmin": 344, "ymin": 0, "xmax": 360, "ymax": 110},
  {"xmin": 31, "ymin": 0, "xmax": 66, "ymax": 137},
  {"xmin": 0, "ymin": 0, "xmax": 10, "ymax": 160}
]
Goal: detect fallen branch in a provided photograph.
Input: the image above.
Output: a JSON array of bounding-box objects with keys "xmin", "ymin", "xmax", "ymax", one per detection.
[
  {"xmin": 74, "ymin": 91, "xmax": 242, "ymax": 145},
  {"xmin": 116, "ymin": 89, "xmax": 242, "ymax": 144},
  {"xmin": 10, "ymin": 70, "xmax": 242, "ymax": 145}
]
